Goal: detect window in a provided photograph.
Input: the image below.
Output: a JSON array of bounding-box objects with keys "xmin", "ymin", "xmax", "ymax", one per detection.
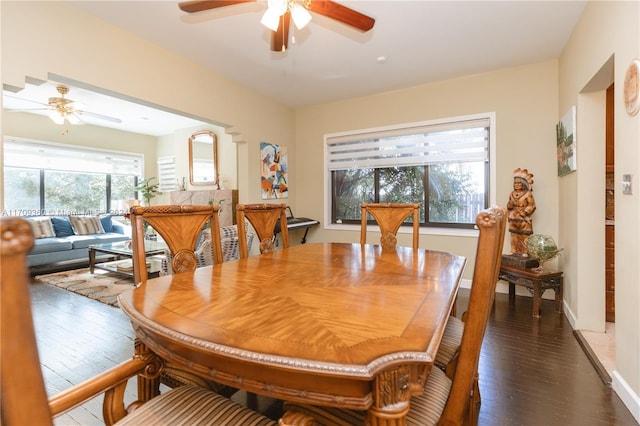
[
  {"xmin": 3, "ymin": 137, "xmax": 143, "ymax": 216},
  {"xmin": 325, "ymin": 113, "xmax": 495, "ymax": 230},
  {"xmin": 157, "ymin": 156, "xmax": 177, "ymax": 192}
]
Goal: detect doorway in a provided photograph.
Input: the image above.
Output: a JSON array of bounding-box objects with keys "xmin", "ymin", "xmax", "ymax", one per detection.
[{"xmin": 580, "ymin": 81, "xmax": 616, "ymax": 380}]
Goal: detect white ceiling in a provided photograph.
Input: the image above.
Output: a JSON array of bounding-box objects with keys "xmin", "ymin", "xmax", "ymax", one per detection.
[{"xmin": 2, "ymin": 0, "xmax": 587, "ymax": 136}]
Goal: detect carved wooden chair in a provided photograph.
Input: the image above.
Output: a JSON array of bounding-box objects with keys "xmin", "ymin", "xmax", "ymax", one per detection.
[
  {"xmin": 236, "ymin": 203, "xmax": 289, "ymax": 258},
  {"xmin": 129, "ymin": 205, "xmax": 224, "ymax": 283},
  {"xmin": 360, "ymin": 203, "xmax": 420, "ymax": 250},
  {"xmin": 0, "ymin": 217, "xmax": 280, "ymax": 426},
  {"xmin": 129, "ymin": 204, "xmax": 234, "ymax": 392},
  {"xmin": 281, "ymin": 206, "xmax": 507, "ymax": 426}
]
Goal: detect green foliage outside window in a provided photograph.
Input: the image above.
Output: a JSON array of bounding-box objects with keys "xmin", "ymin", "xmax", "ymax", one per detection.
[{"xmin": 332, "ymin": 163, "xmax": 484, "ymax": 227}]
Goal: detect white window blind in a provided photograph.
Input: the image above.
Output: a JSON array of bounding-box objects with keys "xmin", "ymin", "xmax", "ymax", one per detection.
[
  {"xmin": 157, "ymin": 156, "xmax": 177, "ymax": 191},
  {"xmin": 326, "ymin": 116, "xmax": 490, "ymax": 171},
  {"xmin": 3, "ymin": 137, "xmax": 142, "ymax": 176}
]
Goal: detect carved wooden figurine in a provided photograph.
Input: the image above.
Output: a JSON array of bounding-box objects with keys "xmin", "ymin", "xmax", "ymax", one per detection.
[{"xmin": 506, "ymin": 168, "xmax": 536, "ymax": 255}]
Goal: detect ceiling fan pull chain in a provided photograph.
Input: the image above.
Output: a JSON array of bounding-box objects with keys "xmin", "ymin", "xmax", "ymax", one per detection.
[{"xmin": 282, "ymin": 17, "xmax": 286, "ymax": 52}]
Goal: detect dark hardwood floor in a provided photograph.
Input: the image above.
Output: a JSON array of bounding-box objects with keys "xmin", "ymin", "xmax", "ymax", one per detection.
[{"xmin": 30, "ymin": 280, "xmax": 637, "ymax": 425}]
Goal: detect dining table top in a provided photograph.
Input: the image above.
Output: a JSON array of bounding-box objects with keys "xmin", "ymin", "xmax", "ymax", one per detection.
[{"xmin": 118, "ymin": 242, "xmax": 467, "ymax": 418}]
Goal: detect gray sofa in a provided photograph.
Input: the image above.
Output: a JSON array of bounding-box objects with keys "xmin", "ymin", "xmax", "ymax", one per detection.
[{"xmin": 26, "ymin": 215, "xmax": 130, "ymax": 267}]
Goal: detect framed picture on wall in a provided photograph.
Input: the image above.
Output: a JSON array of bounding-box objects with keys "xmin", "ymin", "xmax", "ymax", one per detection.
[
  {"xmin": 556, "ymin": 106, "xmax": 576, "ymax": 176},
  {"xmin": 260, "ymin": 142, "xmax": 288, "ymax": 199}
]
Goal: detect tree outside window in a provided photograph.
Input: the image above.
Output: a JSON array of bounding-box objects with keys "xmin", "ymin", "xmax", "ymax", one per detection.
[{"xmin": 327, "ymin": 114, "xmax": 493, "ymax": 229}]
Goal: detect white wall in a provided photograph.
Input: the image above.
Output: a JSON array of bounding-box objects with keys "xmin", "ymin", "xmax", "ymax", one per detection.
[{"xmin": 558, "ymin": 1, "xmax": 640, "ymax": 420}]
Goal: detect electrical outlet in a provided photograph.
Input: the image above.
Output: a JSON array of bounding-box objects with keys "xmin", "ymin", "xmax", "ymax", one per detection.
[{"xmin": 622, "ymin": 174, "xmax": 632, "ymax": 195}]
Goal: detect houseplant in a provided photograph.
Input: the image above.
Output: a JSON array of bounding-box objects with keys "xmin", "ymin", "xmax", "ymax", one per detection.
[{"xmin": 134, "ymin": 177, "xmax": 162, "ymax": 206}]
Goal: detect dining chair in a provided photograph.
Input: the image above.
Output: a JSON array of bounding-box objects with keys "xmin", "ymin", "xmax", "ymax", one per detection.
[
  {"xmin": 236, "ymin": 203, "xmax": 289, "ymax": 258},
  {"xmin": 360, "ymin": 203, "xmax": 420, "ymax": 249},
  {"xmin": 129, "ymin": 204, "xmax": 224, "ymax": 283},
  {"xmin": 0, "ymin": 216, "xmax": 279, "ymax": 426},
  {"xmin": 129, "ymin": 204, "xmax": 229, "ymax": 392},
  {"xmin": 280, "ymin": 206, "xmax": 507, "ymax": 426}
]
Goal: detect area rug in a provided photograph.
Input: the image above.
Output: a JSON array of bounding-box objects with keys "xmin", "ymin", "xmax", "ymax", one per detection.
[{"xmin": 35, "ymin": 268, "xmax": 135, "ymax": 307}]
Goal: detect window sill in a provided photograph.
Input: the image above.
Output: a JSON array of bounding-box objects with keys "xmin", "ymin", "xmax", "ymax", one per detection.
[{"xmin": 324, "ymin": 223, "xmax": 479, "ymax": 238}]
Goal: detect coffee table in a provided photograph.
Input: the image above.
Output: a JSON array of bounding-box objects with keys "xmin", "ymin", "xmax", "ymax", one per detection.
[{"xmin": 89, "ymin": 240, "xmax": 166, "ymax": 280}]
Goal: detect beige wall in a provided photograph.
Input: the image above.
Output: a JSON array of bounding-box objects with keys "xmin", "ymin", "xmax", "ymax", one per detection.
[
  {"xmin": 0, "ymin": 1, "xmax": 296, "ymax": 208},
  {"xmin": 295, "ymin": 60, "xmax": 560, "ymax": 287},
  {"xmin": 558, "ymin": 0, "xmax": 640, "ymax": 415}
]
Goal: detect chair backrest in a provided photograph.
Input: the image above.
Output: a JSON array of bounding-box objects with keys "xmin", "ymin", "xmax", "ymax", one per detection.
[
  {"xmin": 360, "ymin": 203, "xmax": 420, "ymax": 249},
  {"xmin": 439, "ymin": 205, "xmax": 507, "ymax": 425},
  {"xmin": 236, "ymin": 203, "xmax": 289, "ymax": 258},
  {"xmin": 130, "ymin": 205, "xmax": 223, "ymax": 282},
  {"xmin": 1, "ymin": 217, "xmax": 55, "ymax": 425}
]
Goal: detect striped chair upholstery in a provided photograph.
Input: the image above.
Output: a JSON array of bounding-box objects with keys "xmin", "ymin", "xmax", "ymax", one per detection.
[
  {"xmin": 116, "ymin": 385, "xmax": 276, "ymax": 426},
  {"xmin": 434, "ymin": 315, "xmax": 464, "ymax": 370},
  {"xmin": 283, "ymin": 367, "xmax": 451, "ymax": 426}
]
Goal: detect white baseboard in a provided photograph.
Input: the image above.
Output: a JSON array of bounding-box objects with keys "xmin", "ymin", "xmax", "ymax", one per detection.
[{"xmin": 612, "ymin": 370, "xmax": 640, "ymax": 424}]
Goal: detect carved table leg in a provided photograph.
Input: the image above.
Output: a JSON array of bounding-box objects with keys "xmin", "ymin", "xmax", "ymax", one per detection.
[
  {"xmin": 134, "ymin": 339, "xmax": 162, "ymax": 402},
  {"xmin": 532, "ymin": 279, "xmax": 542, "ymax": 318},
  {"xmin": 554, "ymin": 277, "xmax": 564, "ymax": 313},
  {"xmin": 368, "ymin": 366, "xmax": 412, "ymax": 426}
]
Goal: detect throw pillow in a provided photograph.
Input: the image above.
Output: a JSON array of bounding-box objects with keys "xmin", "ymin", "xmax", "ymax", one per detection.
[
  {"xmin": 160, "ymin": 241, "xmax": 214, "ymax": 276},
  {"xmin": 51, "ymin": 216, "xmax": 75, "ymax": 237},
  {"xmin": 28, "ymin": 217, "xmax": 56, "ymax": 239},
  {"xmin": 100, "ymin": 214, "xmax": 113, "ymax": 233},
  {"xmin": 68, "ymin": 215, "xmax": 105, "ymax": 235}
]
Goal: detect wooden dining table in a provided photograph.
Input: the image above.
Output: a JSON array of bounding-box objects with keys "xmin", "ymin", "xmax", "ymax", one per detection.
[{"xmin": 118, "ymin": 242, "xmax": 466, "ymax": 425}]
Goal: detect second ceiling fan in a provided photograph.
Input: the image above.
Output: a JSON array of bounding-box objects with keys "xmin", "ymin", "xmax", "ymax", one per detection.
[{"xmin": 178, "ymin": 0, "xmax": 375, "ymax": 52}]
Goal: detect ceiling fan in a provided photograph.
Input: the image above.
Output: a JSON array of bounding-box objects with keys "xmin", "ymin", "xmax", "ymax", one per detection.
[
  {"xmin": 178, "ymin": 0, "xmax": 375, "ymax": 52},
  {"xmin": 6, "ymin": 85, "xmax": 122, "ymax": 125}
]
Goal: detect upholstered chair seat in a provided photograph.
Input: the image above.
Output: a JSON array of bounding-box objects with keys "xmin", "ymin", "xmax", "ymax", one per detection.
[
  {"xmin": 434, "ymin": 315, "xmax": 464, "ymax": 371},
  {"xmin": 116, "ymin": 385, "xmax": 276, "ymax": 426},
  {"xmin": 283, "ymin": 367, "xmax": 452, "ymax": 425}
]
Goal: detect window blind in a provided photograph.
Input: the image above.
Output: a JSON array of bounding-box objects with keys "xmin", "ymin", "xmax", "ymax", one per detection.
[
  {"xmin": 157, "ymin": 156, "xmax": 177, "ymax": 191},
  {"xmin": 3, "ymin": 137, "xmax": 142, "ymax": 176},
  {"xmin": 326, "ymin": 117, "xmax": 490, "ymax": 171}
]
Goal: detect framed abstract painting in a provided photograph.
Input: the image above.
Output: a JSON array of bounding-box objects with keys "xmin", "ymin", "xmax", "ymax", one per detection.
[{"xmin": 260, "ymin": 142, "xmax": 288, "ymax": 199}]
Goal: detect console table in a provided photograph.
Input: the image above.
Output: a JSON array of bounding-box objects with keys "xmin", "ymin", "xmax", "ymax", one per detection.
[{"xmin": 498, "ymin": 263, "xmax": 563, "ymax": 318}]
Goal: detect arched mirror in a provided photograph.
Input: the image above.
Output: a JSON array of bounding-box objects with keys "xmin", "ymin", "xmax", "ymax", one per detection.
[{"xmin": 188, "ymin": 130, "xmax": 220, "ymax": 188}]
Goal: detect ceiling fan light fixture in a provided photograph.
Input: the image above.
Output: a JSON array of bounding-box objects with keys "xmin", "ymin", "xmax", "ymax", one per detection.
[
  {"xmin": 261, "ymin": 8, "xmax": 281, "ymax": 31},
  {"xmin": 291, "ymin": 3, "xmax": 311, "ymax": 30},
  {"xmin": 49, "ymin": 110, "xmax": 65, "ymax": 125},
  {"xmin": 66, "ymin": 113, "xmax": 81, "ymax": 125},
  {"xmin": 267, "ymin": 0, "xmax": 288, "ymax": 16}
]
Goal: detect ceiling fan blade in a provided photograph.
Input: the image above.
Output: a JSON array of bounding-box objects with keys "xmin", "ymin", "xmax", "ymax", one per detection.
[
  {"xmin": 178, "ymin": 0, "xmax": 254, "ymax": 13},
  {"xmin": 76, "ymin": 110, "xmax": 122, "ymax": 124},
  {"xmin": 308, "ymin": 0, "xmax": 375, "ymax": 32},
  {"xmin": 271, "ymin": 12, "xmax": 290, "ymax": 52},
  {"xmin": 4, "ymin": 94, "xmax": 51, "ymax": 108},
  {"xmin": 8, "ymin": 108, "xmax": 52, "ymax": 113}
]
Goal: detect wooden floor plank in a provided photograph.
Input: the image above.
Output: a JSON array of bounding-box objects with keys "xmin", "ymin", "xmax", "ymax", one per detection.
[{"xmin": 29, "ymin": 280, "xmax": 637, "ymax": 425}]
